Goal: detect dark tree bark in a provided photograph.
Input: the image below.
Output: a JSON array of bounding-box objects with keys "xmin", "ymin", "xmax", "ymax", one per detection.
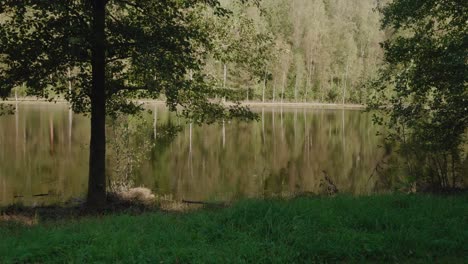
[{"xmin": 87, "ymin": 0, "xmax": 107, "ymax": 208}]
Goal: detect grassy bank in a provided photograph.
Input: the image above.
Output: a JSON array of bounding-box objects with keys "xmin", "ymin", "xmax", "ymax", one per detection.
[
  {"xmin": 1, "ymin": 194, "xmax": 467, "ymax": 263},
  {"xmin": 2, "ymin": 98, "xmax": 366, "ymax": 109}
]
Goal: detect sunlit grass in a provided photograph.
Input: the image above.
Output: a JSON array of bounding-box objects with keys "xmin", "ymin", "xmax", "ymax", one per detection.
[{"xmin": 1, "ymin": 194, "xmax": 467, "ymax": 263}]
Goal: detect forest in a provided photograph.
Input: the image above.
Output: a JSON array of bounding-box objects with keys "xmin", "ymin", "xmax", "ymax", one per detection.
[
  {"xmin": 207, "ymin": 0, "xmax": 385, "ymax": 104},
  {"xmin": 0, "ymin": 0, "xmax": 467, "ymax": 263},
  {"xmin": 3, "ymin": 0, "xmax": 385, "ymax": 104}
]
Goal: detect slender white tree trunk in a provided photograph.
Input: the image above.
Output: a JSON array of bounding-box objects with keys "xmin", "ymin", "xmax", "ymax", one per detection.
[
  {"xmin": 272, "ymin": 78, "xmax": 277, "ymax": 103},
  {"xmin": 68, "ymin": 67, "xmax": 72, "ymax": 93},
  {"xmin": 262, "ymin": 66, "xmax": 267, "ymax": 103},
  {"xmin": 223, "ymin": 64, "xmax": 227, "ymax": 88},
  {"xmin": 305, "ymin": 62, "xmax": 313, "ymax": 102},
  {"xmin": 343, "ymin": 57, "xmax": 349, "ymax": 105},
  {"xmin": 223, "ymin": 63, "xmax": 227, "ymax": 103},
  {"xmin": 305, "ymin": 45, "xmax": 314, "ymax": 102}
]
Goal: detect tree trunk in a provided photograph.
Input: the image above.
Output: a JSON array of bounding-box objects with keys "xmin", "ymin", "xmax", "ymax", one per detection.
[
  {"xmin": 272, "ymin": 78, "xmax": 276, "ymax": 103},
  {"xmin": 87, "ymin": 0, "xmax": 107, "ymax": 208},
  {"xmin": 68, "ymin": 67, "xmax": 72, "ymax": 93},
  {"xmin": 262, "ymin": 66, "xmax": 267, "ymax": 103},
  {"xmin": 305, "ymin": 62, "xmax": 313, "ymax": 102},
  {"xmin": 223, "ymin": 63, "xmax": 227, "ymax": 103},
  {"xmin": 343, "ymin": 57, "xmax": 349, "ymax": 105},
  {"xmin": 223, "ymin": 64, "xmax": 227, "ymax": 87}
]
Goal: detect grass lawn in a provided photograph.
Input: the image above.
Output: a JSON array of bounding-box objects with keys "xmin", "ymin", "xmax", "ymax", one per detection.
[{"xmin": 1, "ymin": 194, "xmax": 467, "ymax": 263}]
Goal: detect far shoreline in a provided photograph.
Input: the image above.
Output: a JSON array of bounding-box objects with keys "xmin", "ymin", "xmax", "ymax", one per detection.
[{"xmin": 2, "ymin": 98, "xmax": 366, "ymax": 110}]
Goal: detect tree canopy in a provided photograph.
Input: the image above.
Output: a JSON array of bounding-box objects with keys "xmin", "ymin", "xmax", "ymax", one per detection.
[
  {"xmin": 0, "ymin": 0, "xmax": 255, "ymax": 120},
  {"xmin": 0, "ymin": 0, "xmax": 257, "ymax": 206},
  {"xmin": 203, "ymin": 0, "xmax": 386, "ymax": 104},
  {"xmin": 370, "ymin": 0, "xmax": 468, "ymax": 188}
]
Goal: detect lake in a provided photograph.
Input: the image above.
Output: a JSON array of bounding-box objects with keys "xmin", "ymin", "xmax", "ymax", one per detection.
[{"xmin": 0, "ymin": 103, "xmax": 388, "ymax": 206}]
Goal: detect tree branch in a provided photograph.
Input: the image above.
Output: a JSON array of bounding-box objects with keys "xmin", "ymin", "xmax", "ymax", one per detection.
[{"xmin": 110, "ymin": 0, "xmax": 145, "ymax": 13}]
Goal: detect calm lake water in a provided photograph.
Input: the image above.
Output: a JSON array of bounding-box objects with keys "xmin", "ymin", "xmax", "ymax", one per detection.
[{"xmin": 0, "ymin": 103, "xmax": 387, "ymax": 206}]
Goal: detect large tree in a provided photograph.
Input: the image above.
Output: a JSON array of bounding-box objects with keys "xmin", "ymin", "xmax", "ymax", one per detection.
[
  {"xmin": 0, "ymin": 0, "xmax": 256, "ymax": 207},
  {"xmin": 370, "ymin": 0, "xmax": 467, "ymax": 188}
]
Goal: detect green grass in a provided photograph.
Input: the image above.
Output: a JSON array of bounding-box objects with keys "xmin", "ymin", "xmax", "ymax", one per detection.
[{"xmin": 1, "ymin": 194, "xmax": 467, "ymax": 263}]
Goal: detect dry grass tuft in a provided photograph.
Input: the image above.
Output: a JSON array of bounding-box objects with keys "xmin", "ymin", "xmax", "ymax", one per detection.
[{"xmin": 116, "ymin": 187, "xmax": 156, "ymax": 205}]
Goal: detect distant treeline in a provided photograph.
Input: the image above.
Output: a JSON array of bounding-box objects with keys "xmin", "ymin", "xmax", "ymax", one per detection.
[
  {"xmin": 2, "ymin": 0, "xmax": 386, "ymax": 104},
  {"xmin": 204, "ymin": 0, "xmax": 386, "ymax": 103}
]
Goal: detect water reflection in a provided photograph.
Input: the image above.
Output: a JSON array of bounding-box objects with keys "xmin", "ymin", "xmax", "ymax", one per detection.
[
  {"xmin": 1, "ymin": 104, "xmax": 89, "ymax": 206},
  {"xmin": 0, "ymin": 104, "xmax": 386, "ymax": 206}
]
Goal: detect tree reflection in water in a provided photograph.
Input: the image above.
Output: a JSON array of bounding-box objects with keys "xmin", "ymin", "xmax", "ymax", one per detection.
[{"xmin": 0, "ymin": 104, "xmax": 386, "ymax": 206}]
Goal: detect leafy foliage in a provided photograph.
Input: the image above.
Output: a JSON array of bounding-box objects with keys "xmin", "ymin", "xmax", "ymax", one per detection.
[
  {"xmin": 107, "ymin": 115, "xmax": 155, "ymax": 192},
  {"xmin": 0, "ymin": 0, "xmax": 259, "ymax": 205},
  {"xmin": 204, "ymin": 2, "xmax": 276, "ymax": 101},
  {"xmin": 0, "ymin": 104, "xmax": 14, "ymax": 115},
  {"xmin": 0, "ymin": 0, "xmax": 256, "ymax": 121},
  {"xmin": 369, "ymin": 0, "xmax": 468, "ymax": 189}
]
